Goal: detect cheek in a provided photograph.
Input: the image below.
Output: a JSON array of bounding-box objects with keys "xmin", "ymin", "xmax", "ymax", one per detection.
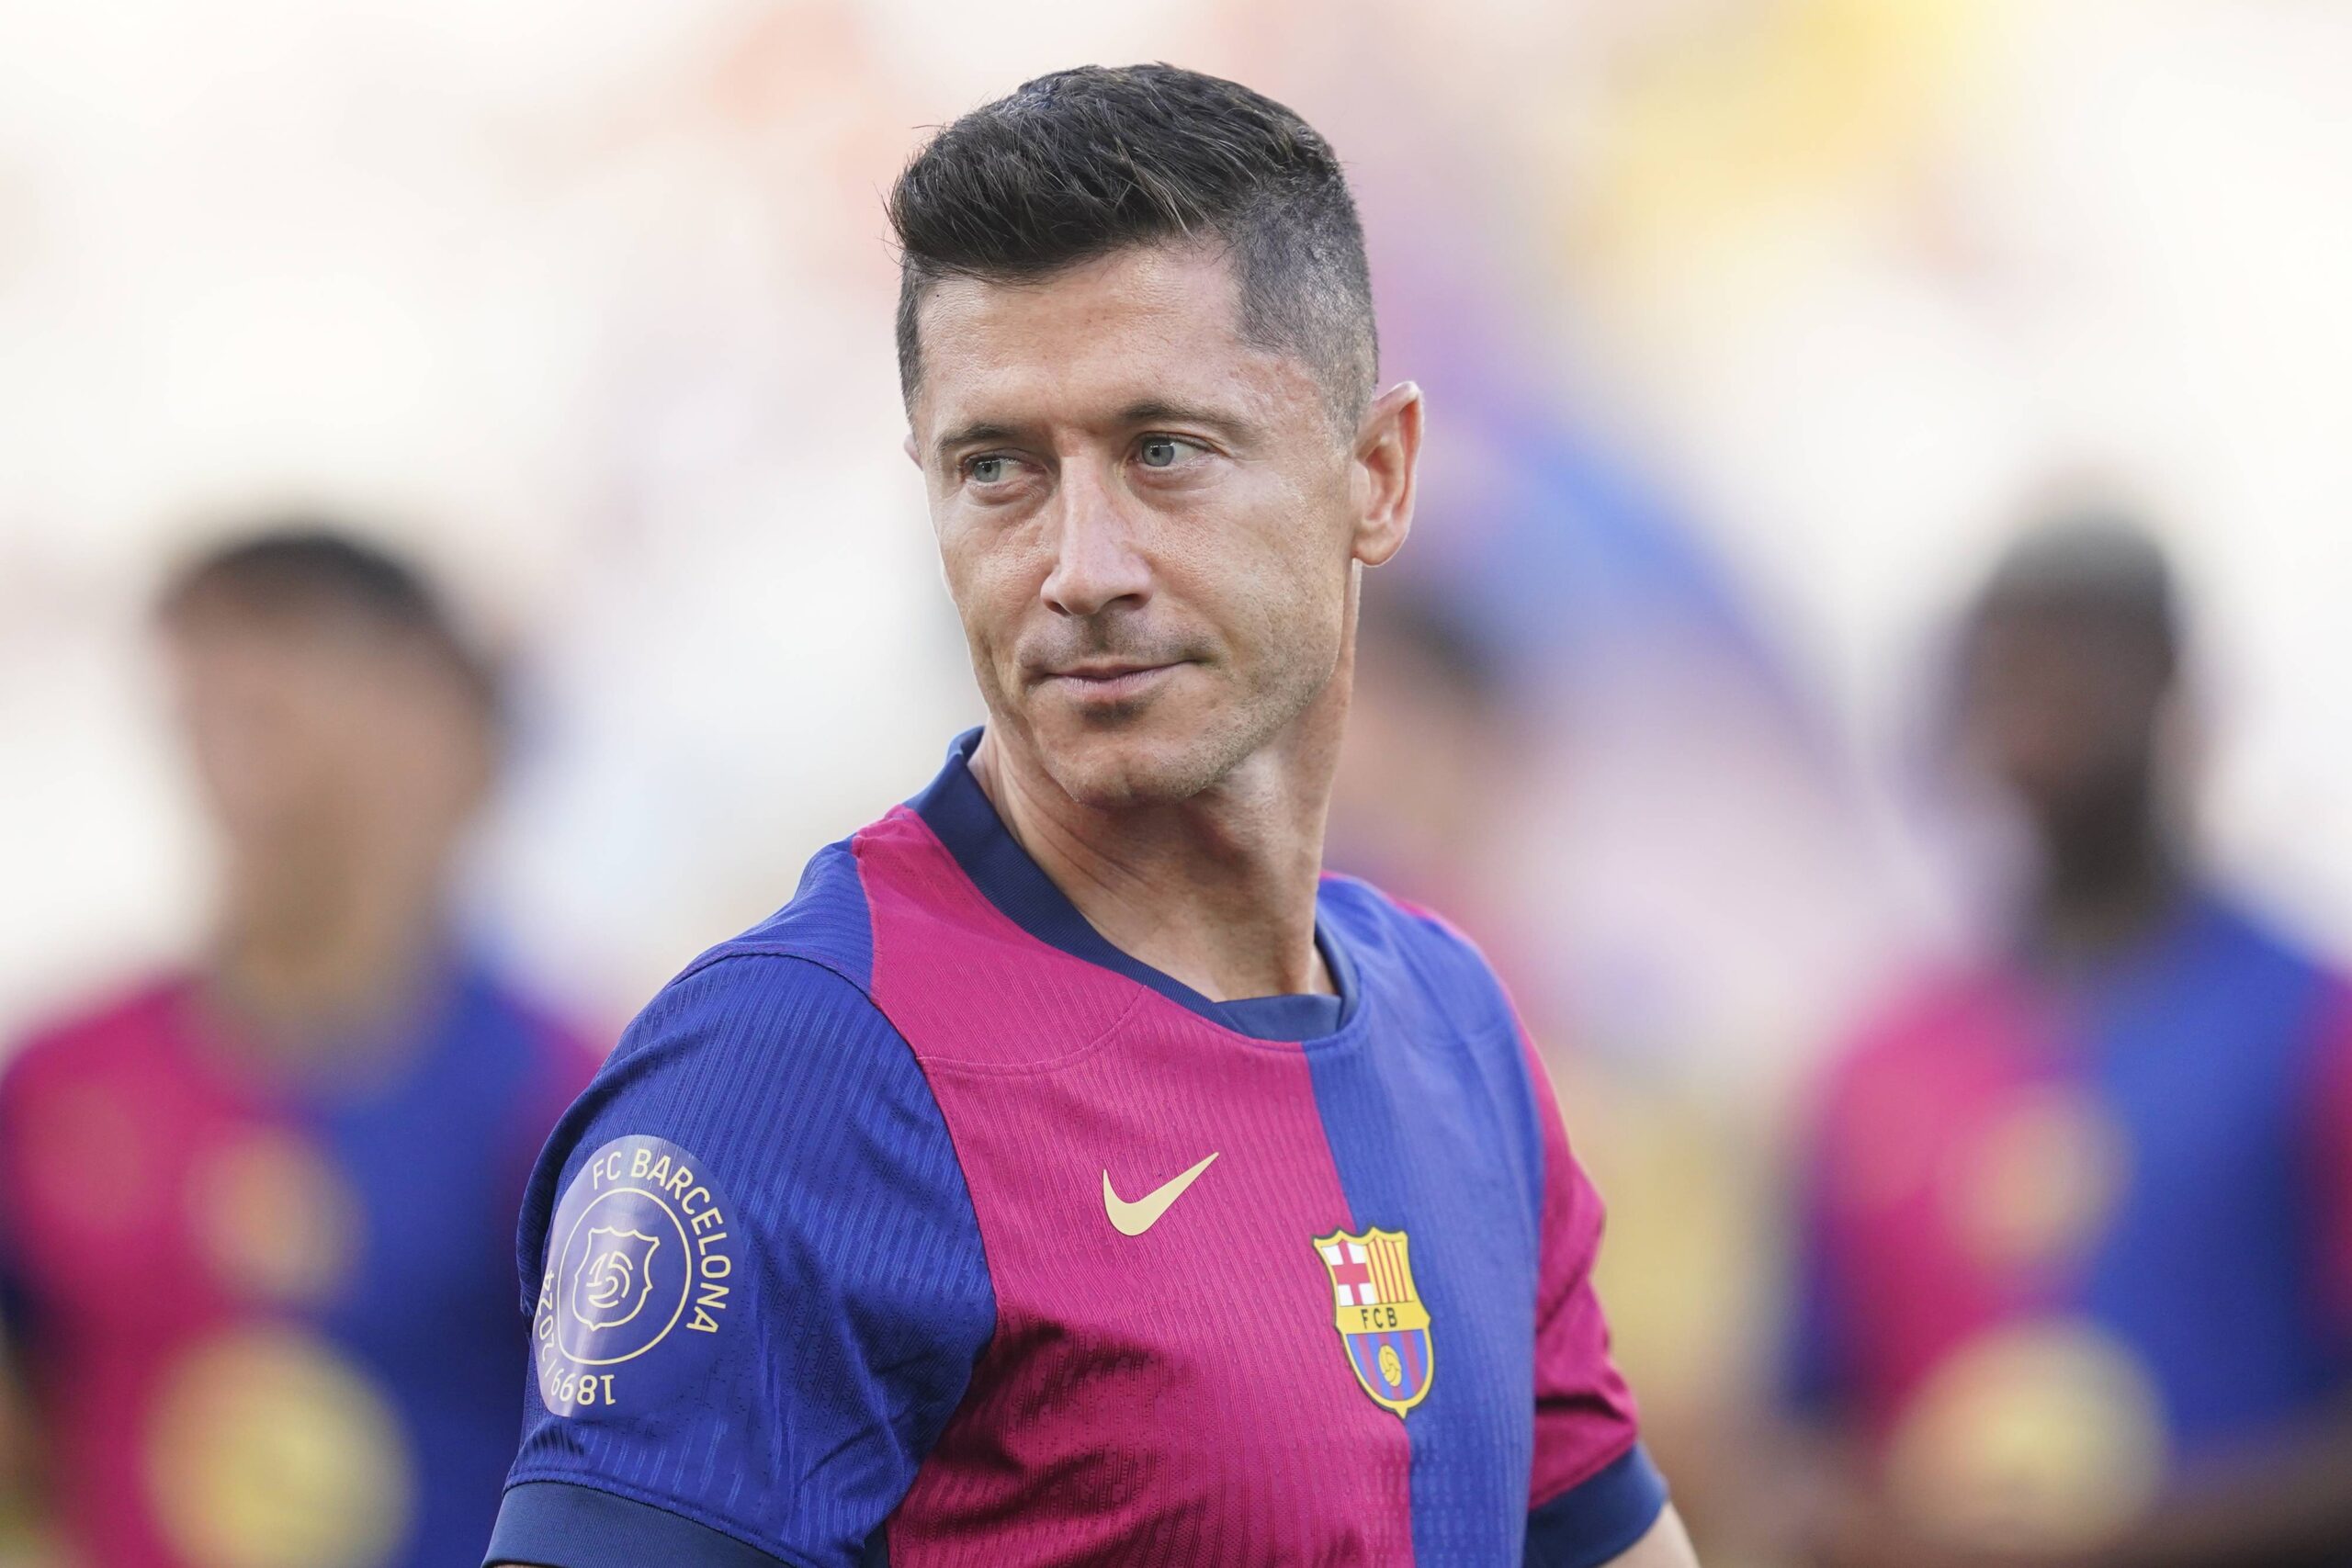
[
  {"xmin": 938, "ymin": 523, "xmax": 1034, "ymax": 660},
  {"xmin": 1177, "ymin": 502, "xmax": 1347, "ymax": 670},
  {"xmin": 187, "ymin": 705, "xmax": 333, "ymax": 826},
  {"xmin": 1251, "ymin": 475, "xmax": 1351, "ymax": 624}
]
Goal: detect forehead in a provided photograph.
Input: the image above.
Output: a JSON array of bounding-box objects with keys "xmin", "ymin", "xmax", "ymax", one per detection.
[
  {"xmin": 909, "ymin": 243, "xmax": 1322, "ymax": 436},
  {"xmin": 1972, "ymin": 602, "xmax": 2160, "ymax": 656},
  {"xmin": 1963, "ymin": 604, "xmax": 2172, "ymax": 697},
  {"xmin": 165, "ymin": 604, "xmax": 462, "ymax": 703},
  {"xmin": 166, "ymin": 592, "xmax": 383, "ymax": 660}
]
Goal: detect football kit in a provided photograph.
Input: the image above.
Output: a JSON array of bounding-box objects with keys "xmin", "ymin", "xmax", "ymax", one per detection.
[
  {"xmin": 489, "ymin": 728, "xmax": 1668, "ymax": 1567},
  {"xmin": 0, "ymin": 959, "xmax": 594, "ymax": 1568},
  {"xmin": 1789, "ymin": 892, "xmax": 2352, "ymax": 1544}
]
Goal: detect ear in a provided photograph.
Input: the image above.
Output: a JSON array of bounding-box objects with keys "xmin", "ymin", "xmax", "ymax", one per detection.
[
  {"xmin": 902, "ymin": 431, "xmax": 922, "ymax": 468},
  {"xmin": 1349, "ymin": 381, "xmax": 1422, "ymax": 570}
]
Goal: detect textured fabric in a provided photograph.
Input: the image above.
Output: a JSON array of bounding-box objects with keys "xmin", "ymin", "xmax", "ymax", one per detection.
[
  {"xmin": 861, "ymin": 801, "xmax": 1409, "ymax": 1563},
  {"xmin": 900, "ymin": 734, "xmax": 1363, "ymax": 1042},
  {"xmin": 1524, "ymin": 1446, "xmax": 1672, "ymax": 1567},
  {"xmin": 489, "ymin": 1481, "xmax": 797, "ymax": 1567},
  {"xmin": 1521, "ymin": 1029, "xmax": 1645, "ymax": 1508},
  {"xmin": 1295, "ymin": 892, "xmax": 1643, "ymax": 1564},
  {"xmin": 1789, "ymin": 894, "xmax": 2352, "ymax": 1475},
  {"xmin": 0, "ymin": 960, "xmax": 594, "ymax": 1568},
  {"xmin": 495, "ymin": 851, "xmax": 997, "ymax": 1568},
  {"xmin": 493, "ymin": 732, "xmax": 1655, "ymax": 1566}
]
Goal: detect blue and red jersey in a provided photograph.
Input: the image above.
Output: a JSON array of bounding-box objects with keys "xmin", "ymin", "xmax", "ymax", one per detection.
[
  {"xmin": 0, "ymin": 957, "xmax": 595, "ymax": 1568},
  {"xmin": 490, "ymin": 728, "xmax": 1666, "ymax": 1567},
  {"xmin": 1788, "ymin": 893, "xmax": 2352, "ymax": 1532}
]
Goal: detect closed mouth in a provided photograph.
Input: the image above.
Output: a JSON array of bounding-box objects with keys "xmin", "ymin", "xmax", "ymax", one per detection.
[{"xmin": 1037, "ymin": 661, "xmax": 1183, "ymax": 697}]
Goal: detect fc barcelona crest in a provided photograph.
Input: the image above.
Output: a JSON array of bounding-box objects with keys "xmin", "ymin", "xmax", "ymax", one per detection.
[{"xmin": 1312, "ymin": 1226, "xmax": 1434, "ymax": 1416}]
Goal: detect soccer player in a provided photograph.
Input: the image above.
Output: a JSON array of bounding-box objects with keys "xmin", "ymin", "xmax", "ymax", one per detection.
[
  {"xmin": 1782, "ymin": 516, "xmax": 2352, "ymax": 1567},
  {"xmin": 486, "ymin": 64, "xmax": 1695, "ymax": 1568},
  {"xmin": 0, "ymin": 526, "xmax": 594, "ymax": 1568}
]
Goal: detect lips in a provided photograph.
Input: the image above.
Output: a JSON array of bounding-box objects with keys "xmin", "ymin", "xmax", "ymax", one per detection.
[{"xmin": 1040, "ymin": 662, "xmax": 1180, "ymax": 700}]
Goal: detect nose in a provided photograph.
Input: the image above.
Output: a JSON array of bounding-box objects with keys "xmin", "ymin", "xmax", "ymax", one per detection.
[{"xmin": 1039, "ymin": 462, "xmax": 1151, "ymax": 619}]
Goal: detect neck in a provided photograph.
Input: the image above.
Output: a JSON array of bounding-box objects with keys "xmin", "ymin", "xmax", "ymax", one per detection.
[
  {"xmin": 969, "ymin": 693, "xmax": 1346, "ymax": 1006},
  {"xmin": 210, "ymin": 827, "xmax": 448, "ymax": 1039},
  {"xmin": 2026, "ymin": 784, "xmax": 2184, "ymax": 965}
]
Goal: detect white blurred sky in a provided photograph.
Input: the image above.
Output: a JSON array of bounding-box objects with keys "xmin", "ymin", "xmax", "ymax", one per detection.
[{"xmin": 2, "ymin": 0, "xmax": 2347, "ymax": 1075}]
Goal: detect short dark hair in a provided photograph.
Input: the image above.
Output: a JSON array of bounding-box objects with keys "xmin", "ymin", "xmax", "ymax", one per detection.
[
  {"xmin": 158, "ymin": 520, "xmax": 501, "ymax": 713},
  {"xmin": 888, "ymin": 63, "xmax": 1378, "ymax": 425},
  {"xmin": 1969, "ymin": 510, "xmax": 2182, "ymax": 680}
]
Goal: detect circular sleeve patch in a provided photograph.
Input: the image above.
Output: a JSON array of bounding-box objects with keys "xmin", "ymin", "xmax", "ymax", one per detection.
[{"xmin": 533, "ymin": 1134, "xmax": 739, "ymax": 1418}]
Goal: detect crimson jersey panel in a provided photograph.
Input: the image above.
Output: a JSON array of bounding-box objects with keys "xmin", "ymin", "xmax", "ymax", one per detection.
[{"xmin": 492, "ymin": 730, "xmax": 1665, "ymax": 1568}]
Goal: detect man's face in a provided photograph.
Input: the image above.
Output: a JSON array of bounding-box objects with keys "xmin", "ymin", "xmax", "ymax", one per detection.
[
  {"xmin": 1959, "ymin": 605, "xmax": 2171, "ymax": 832},
  {"xmin": 907, "ymin": 243, "xmax": 1399, "ymax": 807},
  {"xmin": 164, "ymin": 608, "xmax": 492, "ymax": 858}
]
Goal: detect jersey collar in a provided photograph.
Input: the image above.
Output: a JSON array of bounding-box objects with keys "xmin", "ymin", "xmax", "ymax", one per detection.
[{"xmin": 905, "ymin": 728, "xmax": 1358, "ymax": 1043}]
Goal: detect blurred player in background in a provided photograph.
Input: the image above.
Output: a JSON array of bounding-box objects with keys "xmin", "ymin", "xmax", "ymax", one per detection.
[
  {"xmin": 0, "ymin": 526, "xmax": 595, "ymax": 1568},
  {"xmin": 1782, "ymin": 514, "xmax": 2352, "ymax": 1568}
]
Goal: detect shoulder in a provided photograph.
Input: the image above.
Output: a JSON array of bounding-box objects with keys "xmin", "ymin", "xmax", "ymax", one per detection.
[
  {"xmin": 497, "ymin": 854, "xmax": 1000, "ymax": 1568},
  {"xmin": 514, "ymin": 939, "xmax": 982, "ymax": 1335},
  {"xmin": 1801, "ymin": 964, "xmax": 2001, "ymax": 1141},
  {"xmin": 2184, "ymin": 897, "xmax": 2352, "ymax": 1088},
  {"xmin": 1317, "ymin": 871, "xmax": 1517, "ymax": 1034},
  {"xmin": 1317, "ymin": 874, "xmax": 1555, "ymax": 1178},
  {"xmin": 525, "ymin": 838, "xmax": 939, "ymax": 1231},
  {"xmin": 605, "ymin": 836, "xmax": 890, "ymax": 1096},
  {"xmin": 1833, "ymin": 964, "xmax": 1992, "ymax": 1067},
  {"xmin": 442, "ymin": 963, "xmax": 604, "ymax": 1098},
  {"xmin": 690, "ymin": 836, "xmax": 878, "ymax": 990},
  {"xmin": 2, "ymin": 976, "xmax": 187, "ymax": 1105},
  {"xmin": 572, "ymin": 960, "xmax": 906, "ymax": 1171},
  {"xmin": 2186, "ymin": 894, "xmax": 2346, "ymax": 998}
]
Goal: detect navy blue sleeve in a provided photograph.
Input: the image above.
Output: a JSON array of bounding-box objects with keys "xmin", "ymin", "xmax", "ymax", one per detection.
[
  {"xmin": 485, "ymin": 953, "xmax": 995, "ymax": 1568},
  {"xmin": 1523, "ymin": 1443, "xmax": 1671, "ymax": 1567}
]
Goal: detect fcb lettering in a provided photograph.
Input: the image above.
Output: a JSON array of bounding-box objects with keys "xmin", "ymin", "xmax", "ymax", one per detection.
[{"xmin": 534, "ymin": 1134, "xmax": 736, "ymax": 1417}]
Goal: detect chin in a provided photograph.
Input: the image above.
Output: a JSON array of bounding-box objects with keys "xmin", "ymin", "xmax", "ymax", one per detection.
[{"xmin": 1032, "ymin": 708, "xmax": 1245, "ymax": 809}]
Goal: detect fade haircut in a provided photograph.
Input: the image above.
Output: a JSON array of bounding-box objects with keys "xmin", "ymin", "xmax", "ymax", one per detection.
[{"xmin": 888, "ymin": 63, "xmax": 1379, "ymax": 429}]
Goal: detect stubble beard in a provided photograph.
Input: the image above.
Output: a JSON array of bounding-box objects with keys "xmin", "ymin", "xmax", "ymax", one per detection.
[{"xmin": 1039, "ymin": 644, "xmax": 1339, "ymax": 813}]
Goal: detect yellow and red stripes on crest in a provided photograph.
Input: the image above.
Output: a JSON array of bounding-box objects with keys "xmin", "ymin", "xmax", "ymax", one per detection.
[{"xmin": 1365, "ymin": 1232, "xmax": 1408, "ymax": 1305}]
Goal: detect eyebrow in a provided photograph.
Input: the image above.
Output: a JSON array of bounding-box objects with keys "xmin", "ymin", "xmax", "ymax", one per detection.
[
  {"xmin": 932, "ymin": 422, "xmax": 1026, "ymax": 463},
  {"xmin": 1117, "ymin": 400, "xmax": 1253, "ymax": 439},
  {"xmin": 929, "ymin": 400, "xmax": 1259, "ymax": 465}
]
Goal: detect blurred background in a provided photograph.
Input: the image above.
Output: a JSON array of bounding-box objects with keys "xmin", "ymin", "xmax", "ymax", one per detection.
[{"xmin": 5, "ymin": 1, "xmax": 2352, "ymax": 1565}]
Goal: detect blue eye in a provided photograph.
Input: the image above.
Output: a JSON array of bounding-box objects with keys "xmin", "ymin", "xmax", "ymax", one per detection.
[
  {"xmin": 967, "ymin": 456, "xmax": 1011, "ymax": 484},
  {"xmin": 1138, "ymin": 436, "xmax": 1193, "ymax": 468}
]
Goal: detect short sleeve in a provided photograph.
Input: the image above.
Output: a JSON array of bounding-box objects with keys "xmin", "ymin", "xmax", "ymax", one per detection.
[
  {"xmin": 485, "ymin": 954, "xmax": 995, "ymax": 1568},
  {"xmin": 1519, "ymin": 1037, "xmax": 1668, "ymax": 1566}
]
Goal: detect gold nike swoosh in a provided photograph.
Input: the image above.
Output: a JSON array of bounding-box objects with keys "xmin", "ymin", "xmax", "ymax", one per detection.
[{"xmin": 1102, "ymin": 1151, "xmax": 1220, "ymax": 1237}]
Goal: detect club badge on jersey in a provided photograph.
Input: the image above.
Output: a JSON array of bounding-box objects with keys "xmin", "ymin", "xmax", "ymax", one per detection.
[
  {"xmin": 535, "ymin": 1134, "xmax": 738, "ymax": 1417},
  {"xmin": 1314, "ymin": 1226, "xmax": 1435, "ymax": 1416}
]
